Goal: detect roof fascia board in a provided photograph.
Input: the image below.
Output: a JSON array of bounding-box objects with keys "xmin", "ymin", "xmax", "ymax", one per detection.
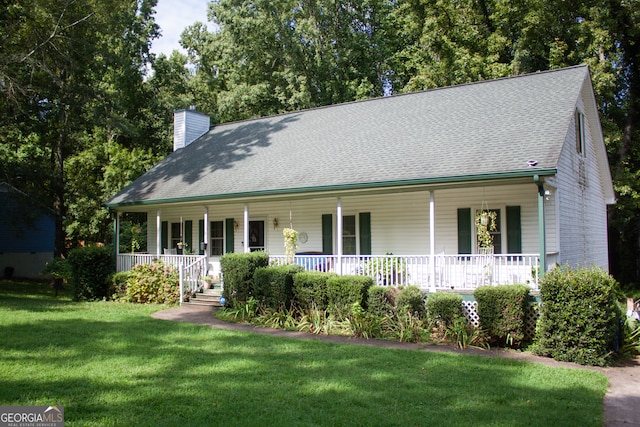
[{"xmin": 106, "ymin": 169, "xmax": 557, "ymax": 209}]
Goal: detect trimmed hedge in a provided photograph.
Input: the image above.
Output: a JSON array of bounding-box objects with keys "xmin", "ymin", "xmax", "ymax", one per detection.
[
  {"xmin": 220, "ymin": 252, "xmax": 269, "ymax": 306},
  {"xmin": 474, "ymin": 284, "xmax": 530, "ymax": 348},
  {"xmin": 533, "ymin": 266, "xmax": 623, "ymax": 366},
  {"xmin": 425, "ymin": 292, "xmax": 463, "ymax": 327},
  {"xmin": 366, "ymin": 286, "xmax": 396, "ymax": 317},
  {"xmin": 67, "ymin": 246, "xmax": 115, "ymax": 301},
  {"xmin": 292, "ymin": 271, "xmax": 334, "ymax": 310},
  {"xmin": 396, "ymin": 286, "xmax": 427, "ymax": 318},
  {"xmin": 325, "ymin": 275, "xmax": 374, "ymax": 319},
  {"xmin": 252, "ymin": 264, "xmax": 304, "ymax": 310}
]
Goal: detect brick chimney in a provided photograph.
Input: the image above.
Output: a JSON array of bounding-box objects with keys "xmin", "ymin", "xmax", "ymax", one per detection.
[{"xmin": 173, "ymin": 106, "xmax": 210, "ymax": 151}]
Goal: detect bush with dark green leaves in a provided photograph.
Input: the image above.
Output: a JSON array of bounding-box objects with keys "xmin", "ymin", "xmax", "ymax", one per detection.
[
  {"xmin": 125, "ymin": 261, "xmax": 179, "ymax": 304},
  {"xmin": 292, "ymin": 271, "xmax": 333, "ymax": 310},
  {"xmin": 366, "ymin": 286, "xmax": 396, "ymax": 317},
  {"xmin": 67, "ymin": 246, "xmax": 114, "ymax": 301},
  {"xmin": 425, "ymin": 292, "xmax": 463, "ymax": 327},
  {"xmin": 533, "ymin": 266, "xmax": 623, "ymax": 366},
  {"xmin": 396, "ymin": 286, "xmax": 427, "ymax": 318},
  {"xmin": 252, "ymin": 264, "xmax": 304, "ymax": 309},
  {"xmin": 474, "ymin": 284, "xmax": 530, "ymax": 348},
  {"xmin": 110, "ymin": 271, "xmax": 131, "ymax": 300},
  {"xmin": 325, "ymin": 275, "xmax": 374, "ymax": 319},
  {"xmin": 220, "ymin": 252, "xmax": 269, "ymax": 306}
]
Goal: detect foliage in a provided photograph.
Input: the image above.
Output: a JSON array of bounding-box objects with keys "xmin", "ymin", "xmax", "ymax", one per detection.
[
  {"xmin": 125, "ymin": 261, "xmax": 179, "ymax": 304},
  {"xmin": 282, "ymin": 228, "xmax": 298, "ymax": 264},
  {"xmin": 396, "ymin": 285, "xmax": 427, "ymax": 318},
  {"xmin": 66, "ymin": 245, "xmax": 115, "ymax": 301},
  {"xmin": 474, "ymin": 284, "xmax": 530, "ymax": 348},
  {"xmin": 533, "ymin": 266, "xmax": 623, "ymax": 366},
  {"xmin": 220, "ymin": 251, "xmax": 270, "ymax": 306},
  {"xmin": 366, "ymin": 285, "xmax": 397, "ymax": 317},
  {"xmin": 364, "ymin": 254, "xmax": 408, "ymax": 285},
  {"xmin": 621, "ymin": 316, "xmax": 640, "ymax": 357},
  {"xmin": 292, "ymin": 271, "xmax": 334, "ymax": 310},
  {"xmin": 41, "ymin": 257, "xmax": 72, "ymax": 281},
  {"xmin": 343, "ymin": 302, "xmax": 384, "ymax": 339},
  {"xmin": 425, "ymin": 292, "xmax": 464, "ymax": 328},
  {"xmin": 325, "ymin": 275, "xmax": 373, "ymax": 320},
  {"xmin": 444, "ymin": 317, "xmax": 490, "ymax": 350},
  {"xmin": 252, "ymin": 264, "xmax": 303, "ymax": 310},
  {"xmin": 475, "ymin": 210, "xmax": 497, "ymax": 250},
  {"xmin": 110, "ymin": 271, "xmax": 131, "ymax": 301}
]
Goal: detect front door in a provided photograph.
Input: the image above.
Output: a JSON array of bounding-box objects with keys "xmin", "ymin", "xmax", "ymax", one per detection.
[{"xmin": 248, "ymin": 220, "xmax": 265, "ymax": 252}]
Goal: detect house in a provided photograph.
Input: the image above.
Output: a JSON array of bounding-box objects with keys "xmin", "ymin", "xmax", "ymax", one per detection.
[
  {"xmin": 0, "ymin": 183, "xmax": 55, "ymax": 278},
  {"xmin": 106, "ymin": 65, "xmax": 615, "ymax": 297}
]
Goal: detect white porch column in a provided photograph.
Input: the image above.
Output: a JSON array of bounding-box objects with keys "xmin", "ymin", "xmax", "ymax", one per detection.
[
  {"xmin": 203, "ymin": 207, "xmax": 209, "ymax": 256},
  {"xmin": 429, "ymin": 191, "xmax": 436, "ymax": 292},
  {"xmin": 336, "ymin": 198, "xmax": 343, "ymax": 274},
  {"xmin": 243, "ymin": 204, "xmax": 249, "ymax": 253},
  {"xmin": 115, "ymin": 211, "xmax": 121, "ymax": 256},
  {"xmin": 156, "ymin": 209, "xmax": 161, "ymax": 256}
]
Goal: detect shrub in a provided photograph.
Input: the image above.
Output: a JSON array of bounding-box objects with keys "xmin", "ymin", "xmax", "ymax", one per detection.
[
  {"xmin": 396, "ymin": 286, "xmax": 426, "ymax": 318},
  {"xmin": 474, "ymin": 284, "xmax": 530, "ymax": 348},
  {"xmin": 67, "ymin": 246, "xmax": 114, "ymax": 301},
  {"xmin": 366, "ymin": 286, "xmax": 398, "ymax": 317},
  {"xmin": 533, "ymin": 266, "xmax": 623, "ymax": 366},
  {"xmin": 325, "ymin": 275, "xmax": 373, "ymax": 319},
  {"xmin": 292, "ymin": 271, "xmax": 333, "ymax": 310},
  {"xmin": 125, "ymin": 261, "xmax": 179, "ymax": 304},
  {"xmin": 110, "ymin": 271, "xmax": 131, "ymax": 300},
  {"xmin": 252, "ymin": 264, "xmax": 304, "ymax": 310},
  {"xmin": 425, "ymin": 292, "xmax": 463, "ymax": 327},
  {"xmin": 220, "ymin": 252, "xmax": 269, "ymax": 306}
]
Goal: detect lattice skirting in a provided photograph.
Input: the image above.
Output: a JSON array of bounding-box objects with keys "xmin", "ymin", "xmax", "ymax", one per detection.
[{"xmin": 461, "ymin": 301, "xmax": 540, "ymax": 341}]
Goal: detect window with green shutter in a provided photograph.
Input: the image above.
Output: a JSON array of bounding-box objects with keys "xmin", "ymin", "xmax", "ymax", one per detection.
[
  {"xmin": 198, "ymin": 220, "xmax": 204, "ymax": 254},
  {"xmin": 225, "ymin": 218, "xmax": 235, "ymax": 254},
  {"xmin": 322, "ymin": 214, "xmax": 333, "ymax": 254},
  {"xmin": 161, "ymin": 221, "xmax": 168, "ymax": 252},
  {"xmin": 359, "ymin": 212, "xmax": 371, "ymax": 255},
  {"xmin": 506, "ymin": 206, "xmax": 522, "ymax": 254},
  {"xmin": 457, "ymin": 208, "xmax": 472, "ymax": 254}
]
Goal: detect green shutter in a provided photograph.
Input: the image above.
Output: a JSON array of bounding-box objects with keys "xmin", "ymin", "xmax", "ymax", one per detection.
[
  {"xmin": 506, "ymin": 206, "xmax": 522, "ymax": 254},
  {"xmin": 161, "ymin": 221, "xmax": 168, "ymax": 252},
  {"xmin": 322, "ymin": 214, "xmax": 333, "ymax": 254},
  {"xmin": 184, "ymin": 220, "xmax": 193, "ymax": 253},
  {"xmin": 457, "ymin": 208, "xmax": 472, "ymax": 254},
  {"xmin": 225, "ymin": 218, "xmax": 235, "ymax": 253},
  {"xmin": 359, "ymin": 212, "xmax": 371, "ymax": 255},
  {"xmin": 198, "ymin": 219, "xmax": 204, "ymax": 255}
]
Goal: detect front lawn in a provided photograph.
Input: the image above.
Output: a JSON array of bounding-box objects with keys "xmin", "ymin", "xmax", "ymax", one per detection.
[{"xmin": 0, "ymin": 281, "xmax": 608, "ymax": 426}]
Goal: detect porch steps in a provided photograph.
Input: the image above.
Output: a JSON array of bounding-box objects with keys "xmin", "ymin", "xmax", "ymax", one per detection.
[{"xmin": 184, "ymin": 286, "xmax": 222, "ymax": 307}]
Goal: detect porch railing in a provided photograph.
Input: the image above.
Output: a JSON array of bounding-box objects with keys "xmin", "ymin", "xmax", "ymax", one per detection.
[{"xmin": 270, "ymin": 254, "xmax": 540, "ymax": 290}]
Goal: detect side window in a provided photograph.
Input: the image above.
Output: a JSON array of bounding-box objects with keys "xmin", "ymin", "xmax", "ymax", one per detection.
[{"xmin": 210, "ymin": 221, "xmax": 224, "ymax": 256}]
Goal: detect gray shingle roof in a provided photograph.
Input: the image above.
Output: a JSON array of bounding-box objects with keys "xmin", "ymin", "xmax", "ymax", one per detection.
[{"xmin": 107, "ymin": 65, "xmax": 590, "ymax": 207}]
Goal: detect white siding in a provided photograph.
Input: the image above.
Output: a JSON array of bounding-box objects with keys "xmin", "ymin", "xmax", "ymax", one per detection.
[
  {"xmin": 555, "ymin": 95, "xmax": 609, "ymax": 270},
  {"xmin": 142, "ymin": 183, "xmax": 544, "ymax": 258}
]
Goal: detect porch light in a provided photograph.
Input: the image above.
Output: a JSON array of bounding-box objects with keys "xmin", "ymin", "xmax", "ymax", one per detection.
[{"xmin": 273, "ymin": 217, "xmax": 279, "ymax": 229}]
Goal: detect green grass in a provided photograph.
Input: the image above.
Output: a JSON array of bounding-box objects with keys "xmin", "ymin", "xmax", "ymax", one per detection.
[{"xmin": 1, "ymin": 280, "xmax": 608, "ymax": 426}]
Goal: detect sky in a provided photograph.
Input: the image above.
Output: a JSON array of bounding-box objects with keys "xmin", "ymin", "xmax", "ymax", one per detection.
[{"xmin": 150, "ymin": 0, "xmax": 210, "ymax": 57}]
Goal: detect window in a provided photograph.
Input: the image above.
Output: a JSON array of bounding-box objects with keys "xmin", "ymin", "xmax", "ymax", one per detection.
[
  {"xmin": 171, "ymin": 222, "xmax": 182, "ymax": 252},
  {"xmin": 575, "ymin": 109, "xmax": 585, "ymax": 155},
  {"xmin": 210, "ymin": 221, "xmax": 224, "ymax": 256},
  {"xmin": 342, "ymin": 215, "xmax": 356, "ymax": 255}
]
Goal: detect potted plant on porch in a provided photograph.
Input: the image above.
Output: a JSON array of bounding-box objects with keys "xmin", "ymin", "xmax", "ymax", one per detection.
[{"xmin": 201, "ymin": 276, "xmax": 213, "ymax": 290}]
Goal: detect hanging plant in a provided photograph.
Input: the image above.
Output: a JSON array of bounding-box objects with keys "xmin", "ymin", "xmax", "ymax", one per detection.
[
  {"xmin": 283, "ymin": 228, "xmax": 299, "ymax": 264},
  {"xmin": 475, "ymin": 209, "xmax": 497, "ymax": 250}
]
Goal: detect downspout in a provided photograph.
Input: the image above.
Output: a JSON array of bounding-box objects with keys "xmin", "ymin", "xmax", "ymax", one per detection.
[
  {"xmin": 336, "ymin": 198, "xmax": 343, "ymax": 275},
  {"xmin": 534, "ymin": 175, "xmax": 546, "ymax": 280}
]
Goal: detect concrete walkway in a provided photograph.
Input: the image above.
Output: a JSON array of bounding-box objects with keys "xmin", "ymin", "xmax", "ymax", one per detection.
[{"xmin": 151, "ymin": 305, "xmax": 639, "ymax": 427}]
